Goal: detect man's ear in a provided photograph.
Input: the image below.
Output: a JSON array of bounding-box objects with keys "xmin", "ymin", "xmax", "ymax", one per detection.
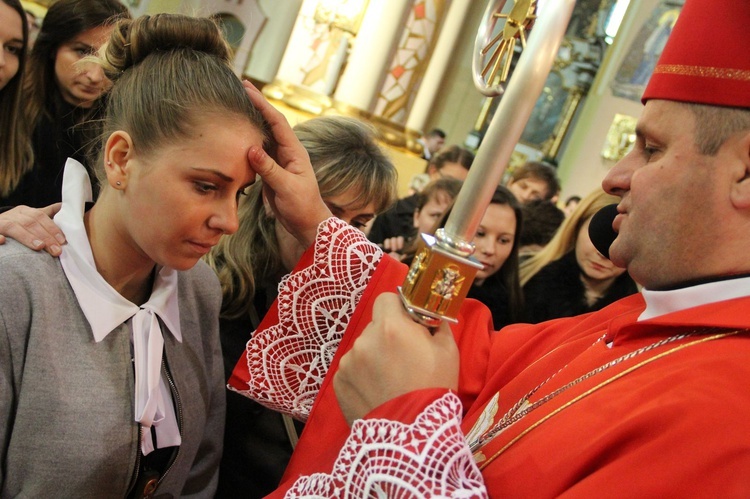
[
  {"xmin": 730, "ymin": 130, "xmax": 750, "ymax": 209},
  {"xmin": 104, "ymin": 131, "xmax": 135, "ymax": 190}
]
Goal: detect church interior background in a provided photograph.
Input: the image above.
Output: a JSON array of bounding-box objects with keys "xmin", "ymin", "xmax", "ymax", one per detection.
[{"xmin": 21, "ymin": 0, "xmax": 685, "ymax": 200}]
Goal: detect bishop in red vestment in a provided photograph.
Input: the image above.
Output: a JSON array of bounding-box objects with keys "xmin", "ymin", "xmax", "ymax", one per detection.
[{"xmin": 230, "ymin": 0, "xmax": 750, "ymax": 495}]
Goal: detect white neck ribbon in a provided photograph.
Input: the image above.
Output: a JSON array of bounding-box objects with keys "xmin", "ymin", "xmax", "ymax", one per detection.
[{"xmin": 55, "ymin": 159, "xmax": 182, "ymax": 455}]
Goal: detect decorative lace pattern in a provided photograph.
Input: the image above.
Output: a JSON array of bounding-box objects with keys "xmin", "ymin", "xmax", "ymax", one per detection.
[
  {"xmin": 285, "ymin": 393, "xmax": 488, "ymax": 498},
  {"xmin": 230, "ymin": 218, "xmax": 382, "ymax": 420}
]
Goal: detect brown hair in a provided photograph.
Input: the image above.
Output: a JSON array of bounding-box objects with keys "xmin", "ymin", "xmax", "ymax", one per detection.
[
  {"xmin": 425, "ymin": 145, "xmax": 474, "ymax": 174},
  {"xmin": 415, "ymin": 177, "xmax": 463, "ymax": 214},
  {"xmin": 93, "ymin": 13, "xmax": 268, "ymax": 183},
  {"xmin": 23, "ymin": 0, "xmax": 129, "ymax": 131},
  {"xmin": 508, "ymin": 161, "xmax": 561, "ymax": 201},
  {"xmin": 478, "ymin": 185, "xmax": 524, "ymax": 322}
]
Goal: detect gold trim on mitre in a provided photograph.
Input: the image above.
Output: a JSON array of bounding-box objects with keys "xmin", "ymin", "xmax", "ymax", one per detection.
[{"xmin": 653, "ymin": 64, "xmax": 750, "ymax": 81}]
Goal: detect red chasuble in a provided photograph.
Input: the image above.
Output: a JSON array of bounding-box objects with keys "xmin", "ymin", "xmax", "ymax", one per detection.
[{"xmin": 230, "ymin": 221, "xmax": 750, "ymax": 497}]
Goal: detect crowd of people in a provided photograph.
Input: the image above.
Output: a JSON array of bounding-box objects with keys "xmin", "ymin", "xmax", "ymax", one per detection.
[{"xmin": 1, "ymin": 0, "xmax": 749, "ymax": 496}]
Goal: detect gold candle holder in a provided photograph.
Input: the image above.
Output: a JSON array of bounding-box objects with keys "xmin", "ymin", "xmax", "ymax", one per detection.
[{"xmin": 398, "ymin": 230, "xmax": 482, "ymax": 327}]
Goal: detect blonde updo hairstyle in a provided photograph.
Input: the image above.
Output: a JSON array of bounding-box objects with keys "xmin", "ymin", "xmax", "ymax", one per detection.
[{"xmin": 92, "ymin": 13, "xmax": 268, "ymax": 184}]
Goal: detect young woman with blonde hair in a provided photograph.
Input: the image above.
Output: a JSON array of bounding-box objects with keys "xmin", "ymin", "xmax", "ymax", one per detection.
[
  {"xmin": 520, "ymin": 188, "xmax": 638, "ymax": 323},
  {"xmin": 208, "ymin": 115, "xmax": 397, "ymax": 322}
]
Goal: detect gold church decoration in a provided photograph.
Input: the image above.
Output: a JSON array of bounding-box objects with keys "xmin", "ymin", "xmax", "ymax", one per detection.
[
  {"xmin": 480, "ymin": 0, "xmax": 538, "ymax": 87},
  {"xmin": 601, "ymin": 113, "xmax": 638, "ymax": 162}
]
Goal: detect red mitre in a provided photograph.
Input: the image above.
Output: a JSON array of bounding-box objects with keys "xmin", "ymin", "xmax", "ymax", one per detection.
[{"xmin": 642, "ymin": 0, "xmax": 750, "ymax": 108}]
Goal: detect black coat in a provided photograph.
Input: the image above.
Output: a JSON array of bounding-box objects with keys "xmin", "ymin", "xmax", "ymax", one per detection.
[
  {"xmin": 467, "ymin": 272, "xmax": 516, "ymax": 330},
  {"xmin": 367, "ymin": 194, "xmax": 418, "ymax": 245},
  {"xmin": 216, "ymin": 284, "xmax": 305, "ymax": 498},
  {"xmin": 522, "ymin": 251, "xmax": 638, "ymax": 324},
  {"xmin": 0, "ymin": 93, "xmax": 99, "ymax": 208}
]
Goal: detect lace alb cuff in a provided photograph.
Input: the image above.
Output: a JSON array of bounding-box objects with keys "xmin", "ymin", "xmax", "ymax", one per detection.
[
  {"xmin": 230, "ymin": 217, "xmax": 383, "ymax": 420},
  {"xmin": 285, "ymin": 392, "xmax": 488, "ymax": 498}
]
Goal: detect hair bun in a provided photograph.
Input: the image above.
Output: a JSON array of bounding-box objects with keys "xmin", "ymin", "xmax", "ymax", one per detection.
[{"xmin": 101, "ymin": 14, "xmax": 232, "ymax": 81}]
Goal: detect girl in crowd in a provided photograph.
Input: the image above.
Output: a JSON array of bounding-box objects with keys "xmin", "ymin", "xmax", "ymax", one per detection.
[
  {"xmin": 0, "ymin": 13, "xmax": 281, "ymax": 497},
  {"xmin": 464, "ymin": 185, "xmax": 524, "ymax": 329},
  {"xmin": 0, "ymin": 0, "xmax": 32, "ymax": 203},
  {"xmin": 412, "ymin": 178, "xmax": 463, "ymax": 239},
  {"xmin": 520, "ymin": 188, "xmax": 638, "ymax": 323},
  {"xmin": 504, "ymin": 160, "xmax": 561, "ymax": 204},
  {"xmin": 207, "ymin": 115, "xmax": 397, "ymax": 497},
  {"xmin": 0, "ymin": 0, "xmax": 129, "ymax": 207}
]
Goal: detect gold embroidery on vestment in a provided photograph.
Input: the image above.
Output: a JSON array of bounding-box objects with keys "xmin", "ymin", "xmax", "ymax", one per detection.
[{"xmin": 654, "ymin": 64, "xmax": 750, "ymax": 81}]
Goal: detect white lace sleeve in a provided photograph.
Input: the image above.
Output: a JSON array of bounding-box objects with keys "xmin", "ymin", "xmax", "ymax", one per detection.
[
  {"xmin": 285, "ymin": 392, "xmax": 488, "ymax": 498},
  {"xmin": 229, "ymin": 217, "xmax": 383, "ymax": 420}
]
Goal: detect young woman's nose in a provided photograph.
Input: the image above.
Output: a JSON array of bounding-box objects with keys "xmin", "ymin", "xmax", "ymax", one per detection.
[
  {"xmin": 477, "ymin": 239, "xmax": 494, "ymax": 255},
  {"xmin": 209, "ymin": 199, "xmax": 240, "ymax": 235}
]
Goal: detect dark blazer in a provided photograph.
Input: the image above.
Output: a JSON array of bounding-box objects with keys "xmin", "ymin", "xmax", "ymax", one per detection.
[{"xmin": 467, "ymin": 272, "xmax": 515, "ymax": 330}]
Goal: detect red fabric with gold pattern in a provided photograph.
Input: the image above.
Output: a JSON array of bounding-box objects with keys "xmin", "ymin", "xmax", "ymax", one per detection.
[{"xmin": 642, "ymin": 0, "xmax": 750, "ymax": 107}]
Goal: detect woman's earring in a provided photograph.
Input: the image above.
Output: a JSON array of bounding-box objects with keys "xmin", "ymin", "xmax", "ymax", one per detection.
[
  {"xmin": 107, "ymin": 161, "xmax": 112, "ymax": 166},
  {"xmin": 116, "ymin": 181, "xmax": 122, "ymax": 186}
]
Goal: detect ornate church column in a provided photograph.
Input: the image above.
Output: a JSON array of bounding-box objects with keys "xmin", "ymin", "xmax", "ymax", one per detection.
[
  {"xmin": 244, "ymin": 0, "xmax": 304, "ymax": 84},
  {"xmin": 335, "ymin": 0, "xmax": 451, "ymax": 148},
  {"xmin": 405, "ymin": 1, "xmax": 472, "ymax": 136},
  {"xmin": 332, "ymin": 0, "xmax": 413, "ymax": 113},
  {"xmin": 145, "ymin": 0, "xmax": 295, "ymax": 80}
]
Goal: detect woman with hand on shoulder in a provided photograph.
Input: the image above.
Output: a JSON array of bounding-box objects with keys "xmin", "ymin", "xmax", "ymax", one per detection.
[
  {"xmin": 0, "ymin": 0, "xmax": 129, "ymax": 207},
  {"xmin": 520, "ymin": 188, "xmax": 638, "ymax": 323},
  {"xmin": 207, "ymin": 115, "xmax": 397, "ymax": 498},
  {"xmin": 0, "ymin": 0, "xmax": 32, "ymax": 205},
  {"xmin": 0, "ymin": 13, "xmax": 273, "ymax": 497}
]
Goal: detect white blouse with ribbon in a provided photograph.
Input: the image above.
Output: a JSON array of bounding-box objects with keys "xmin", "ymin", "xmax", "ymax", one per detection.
[{"xmin": 55, "ymin": 158, "xmax": 182, "ymax": 455}]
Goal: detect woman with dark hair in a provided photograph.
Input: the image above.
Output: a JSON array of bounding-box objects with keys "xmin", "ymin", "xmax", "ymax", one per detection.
[
  {"xmin": 0, "ymin": 0, "xmax": 32, "ymax": 202},
  {"xmin": 402, "ymin": 185, "xmax": 524, "ymax": 329},
  {"xmin": 465, "ymin": 185, "xmax": 524, "ymax": 329},
  {"xmin": 0, "ymin": 0, "xmax": 129, "ymax": 207}
]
